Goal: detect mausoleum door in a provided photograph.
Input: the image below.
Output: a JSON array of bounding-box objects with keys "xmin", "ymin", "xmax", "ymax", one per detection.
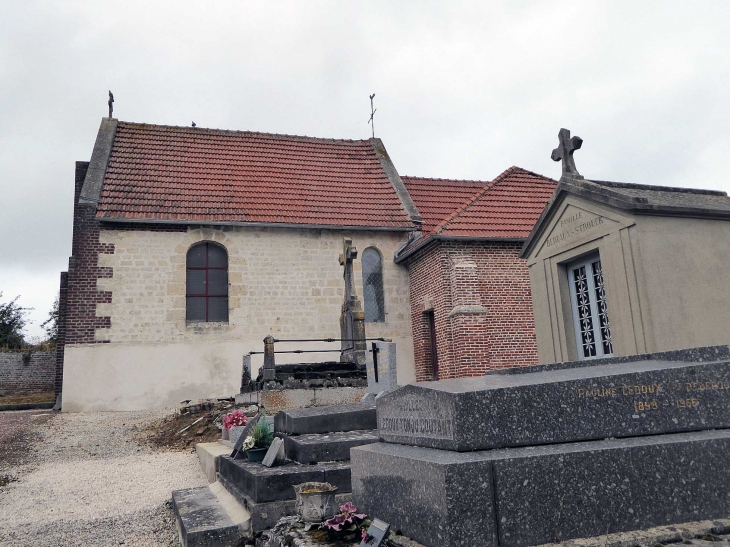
[{"xmin": 567, "ymin": 254, "xmax": 613, "ymax": 359}]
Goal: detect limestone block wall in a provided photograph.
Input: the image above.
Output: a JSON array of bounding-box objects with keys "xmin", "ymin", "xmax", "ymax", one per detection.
[
  {"xmin": 0, "ymin": 350, "xmax": 57, "ymax": 395},
  {"xmin": 62, "ymin": 224, "xmax": 415, "ymax": 411}
]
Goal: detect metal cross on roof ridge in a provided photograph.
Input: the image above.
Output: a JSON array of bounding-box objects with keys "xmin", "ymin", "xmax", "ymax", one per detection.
[
  {"xmin": 368, "ymin": 94, "xmax": 376, "ymax": 139},
  {"xmin": 551, "ymin": 128, "xmax": 583, "ymax": 179}
]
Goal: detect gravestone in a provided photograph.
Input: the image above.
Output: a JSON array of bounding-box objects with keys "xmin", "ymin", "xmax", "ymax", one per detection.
[
  {"xmin": 230, "ymin": 413, "xmax": 261, "ymax": 459},
  {"xmin": 360, "ymin": 518, "xmax": 390, "ymax": 547},
  {"xmin": 353, "ymin": 346, "xmax": 730, "ymax": 547},
  {"xmin": 262, "ymin": 437, "xmax": 285, "ymax": 468},
  {"xmin": 365, "ymin": 341, "xmax": 398, "ymax": 395}
]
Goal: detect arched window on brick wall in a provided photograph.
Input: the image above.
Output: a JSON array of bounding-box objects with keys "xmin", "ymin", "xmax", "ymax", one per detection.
[
  {"xmin": 186, "ymin": 242, "xmax": 229, "ymax": 323},
  {"xmin": 362, "ymin": 247, "xmax": 385, "ymax": 322}
]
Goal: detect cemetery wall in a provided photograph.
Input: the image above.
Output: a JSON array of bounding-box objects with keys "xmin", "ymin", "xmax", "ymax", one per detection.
[
  {"xmin": 0, "ymin": 350, "xmax": 56, "ymax": 395},
  {"xmin": 62, "ymin": 224, "xmax": 415, "ymax": 411},
  {"xmin": 406, "ymin": 240, "xmax": 539, "ymax": 381}
]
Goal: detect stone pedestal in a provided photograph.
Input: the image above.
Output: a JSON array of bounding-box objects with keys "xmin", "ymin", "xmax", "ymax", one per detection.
[{"xmin": 352, "ymin": 430, "xmax": 730, "ymax": 547}]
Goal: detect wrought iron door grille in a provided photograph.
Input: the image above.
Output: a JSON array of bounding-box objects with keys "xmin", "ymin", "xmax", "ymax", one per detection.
[
  {"xmin": 572, "ymin": 265, "xmax": 597, "ymax": 358},
  {"xmin": 591, "ymin": 260, "xmax": 613, "ymax": 354}
]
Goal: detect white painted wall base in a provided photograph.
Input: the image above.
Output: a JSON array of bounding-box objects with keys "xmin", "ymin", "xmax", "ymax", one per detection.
[{"xmin": 62, "ymin": 337, "xmax": 415, "ymax": 412}]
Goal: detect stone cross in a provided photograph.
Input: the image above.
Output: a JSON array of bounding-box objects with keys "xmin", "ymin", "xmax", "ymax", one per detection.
[
  {"xmin": 551, "ymin": 128, "xmax": 583, "ymax": 178},
  {"xmin": 339, "ymin": 238, "xmax": 358, "ymax": 303},
  {"xmin": 339, "ymin": 238, "xmax": 367, "ymax": 368}
]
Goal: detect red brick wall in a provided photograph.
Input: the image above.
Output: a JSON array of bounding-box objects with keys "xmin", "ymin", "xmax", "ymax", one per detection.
[
  {"xmin": 65, "ymin": 162, "xmax": 114, "ymax": 345},
  {"xmin": 405, "ymin": 240, "xmax": 539, "ymax": 381},
  {"xmin": 0, "ymin": 350, "xmax": 57, "ymax": 395}
]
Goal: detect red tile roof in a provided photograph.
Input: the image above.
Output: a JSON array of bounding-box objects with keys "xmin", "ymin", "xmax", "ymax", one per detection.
[
  {"xmin": 435, "ymin": 167, "xmax": 557, "ymax": 238},
  {"xmin": 96, "ymin": 122, "xmax": 415, "ymax": 228},
  {"xmin": 402, "ymin": 176, "xmax": 490, "ymax": 236},
  {"xmin": 395, "ymin": 167, "xmax": 557, "ymax": 262}
]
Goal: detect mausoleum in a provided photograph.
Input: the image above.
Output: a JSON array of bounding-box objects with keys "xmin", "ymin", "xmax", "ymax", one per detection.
[{"xmin": 522, "ymin": 130, "xmax": 730, "ymax": 363}]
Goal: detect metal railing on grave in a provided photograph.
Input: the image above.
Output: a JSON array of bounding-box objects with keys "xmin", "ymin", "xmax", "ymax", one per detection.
[{"xmin": 248, "ymin": 336, "xmax": 391, "ymax": 382}]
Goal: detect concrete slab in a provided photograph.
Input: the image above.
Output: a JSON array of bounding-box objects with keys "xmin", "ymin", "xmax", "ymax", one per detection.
[
  {"xmin": 196, "ymin": 442, "xmax": 232, "ymax": 484},
  {"xmin": 172, "ymin": 486, "xmax": 240, "ymax": 547}
]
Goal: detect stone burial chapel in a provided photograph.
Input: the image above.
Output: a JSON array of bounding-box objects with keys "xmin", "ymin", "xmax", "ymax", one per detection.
[
  {"xmin": 58, "ymin": 117, "xmax": 558, "ymax": 411},
  {"xmin": 522, "ymin": 129, "xmax": 730, "ymax": 364}
]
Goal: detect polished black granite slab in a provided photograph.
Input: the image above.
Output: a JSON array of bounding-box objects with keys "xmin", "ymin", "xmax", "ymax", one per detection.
[
  {"xmin": 218, "ymin": 456, "xmax": 350, "ymax": 503},
  {"xmin": 377, "ymin": 358, "xmax": 730, "ymax": 451},
  {"xmin": 274, "ymin": 402, "xmax": 376, "ymax": 435},
  {"xmin": 351, "ymin": 429, "xmax": 730, "ymax": 547}
]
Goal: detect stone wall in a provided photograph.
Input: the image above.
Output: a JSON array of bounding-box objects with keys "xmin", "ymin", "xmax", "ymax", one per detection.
[
  {"xmin": 406, "ymin": 240, "xmax": 539, "ymax": 381},
  {"xmin": 0, "ymin": 350, "xmax": 57, "ymax": 395},
  {"xmin": 62, "ymin": 222, "xmax": 416, "ymax": 411}
]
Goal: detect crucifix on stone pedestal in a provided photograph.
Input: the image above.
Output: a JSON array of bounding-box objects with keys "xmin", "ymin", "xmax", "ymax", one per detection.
[
  {"xmin": 339, "ymin": 238, "xmax": 367, "ymax": 368},
  {"xmin": 551, "ymin": 128, "xmax": 583, "ymax": 179}
]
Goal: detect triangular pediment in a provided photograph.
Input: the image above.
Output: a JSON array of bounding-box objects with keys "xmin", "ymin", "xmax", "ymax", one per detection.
[{"xmin": 532, "ymin": 198, "xmax": 634, "ymax": 259}]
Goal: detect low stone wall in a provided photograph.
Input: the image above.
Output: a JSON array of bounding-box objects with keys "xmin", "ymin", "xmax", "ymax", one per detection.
[{"xmin": 0, "ymin": 350, "xmax": 57, "ymax": 395}]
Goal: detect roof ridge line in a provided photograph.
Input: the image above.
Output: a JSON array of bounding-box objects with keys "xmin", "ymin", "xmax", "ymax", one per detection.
[
  {"xmin": 401, "ymin": 175, "xmax": 491, "ymax": 184},
  {"xmin": 116, "ymin": 121, "xmax": 372, "ymax": 144},
  {"xmin": 434, "ymin": 180, "xmax": 498, "ymax": 235}
]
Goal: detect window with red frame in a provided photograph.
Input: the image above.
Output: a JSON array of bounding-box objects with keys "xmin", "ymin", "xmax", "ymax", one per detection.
[{"xmin": 186, "ymin": 242, "xmax": 229, "ymax": 323}]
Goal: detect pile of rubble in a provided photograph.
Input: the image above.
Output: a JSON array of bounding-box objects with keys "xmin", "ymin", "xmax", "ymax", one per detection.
[{"xmin": 143, "ymin": 400, "xmax": 260, "ymax": 451}]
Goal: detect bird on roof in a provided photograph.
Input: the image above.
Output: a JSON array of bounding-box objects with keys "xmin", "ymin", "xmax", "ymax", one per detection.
[{"xmin": 192, "ymin": 121, "xmax": 196, "ymax": 127}]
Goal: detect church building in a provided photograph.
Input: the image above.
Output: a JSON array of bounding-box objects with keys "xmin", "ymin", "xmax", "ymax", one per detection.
[{"xmin": 58, "ymin": 117, "xmax": 556, "ymax": 411}]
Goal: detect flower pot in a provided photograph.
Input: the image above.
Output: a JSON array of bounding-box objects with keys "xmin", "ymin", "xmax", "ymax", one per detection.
[
  {"xmin": 294, "ymin": 483, "xmax": 338, "ymax": 523},
  {"xmin": 222, "ymin": 427, "xmax": 229, "ymax": 441},
  {"xmin": 229, "ymin": 426, "xmax": 246, "ymax": 447},
  {"xmin": 246, "ymin": 447, "xmax": 268, "ymax": 462}
]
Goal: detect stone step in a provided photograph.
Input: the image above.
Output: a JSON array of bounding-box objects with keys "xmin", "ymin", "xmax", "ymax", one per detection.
[
  {"xmin": 218, "ymin": 455, "xmax": 351, "ymax": 503},
  {"xmin": 284, "ymin": 429, "xmax": 380, "ymax": 464},
  {"xmin": 274, "ymin": 402, "xmax": 376, "ymax": 435},
  {"xmin": 172, "ymin": 481, "xmax": 250, "ymax": 547},
  {"xmin": 218, "ymin": 470, "xmax": 353, "ymax": 532},
  {"xmin": 196, "ymin": 442, "xmax": 232, "ymax": 484}
]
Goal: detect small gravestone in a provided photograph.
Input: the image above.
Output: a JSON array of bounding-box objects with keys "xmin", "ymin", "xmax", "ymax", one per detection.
[
  {"xmin": 360, "ymin": 518, "xmax": 389, "ymax": 547},
  {"xmin": 230, "ymin": 412, "xmax": 261, "ymax": 459},
  {"xmin": 262, "ymin": 437, "xmax": 285, "ymax": 467},
  {"xmin": 366, "ymin": 342, "xmax": 397, "ymax": 396}
]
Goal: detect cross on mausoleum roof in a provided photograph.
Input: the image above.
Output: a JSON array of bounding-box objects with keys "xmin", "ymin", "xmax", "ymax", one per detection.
[{"xmin": 551, "ymin": 128, "xmax": 583, "ymax": 179}]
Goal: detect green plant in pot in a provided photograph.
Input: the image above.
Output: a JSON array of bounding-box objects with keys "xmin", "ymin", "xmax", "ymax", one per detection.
[{"xmin": 243, "ymin": 420, "xmax": 273, "ymax": 462}]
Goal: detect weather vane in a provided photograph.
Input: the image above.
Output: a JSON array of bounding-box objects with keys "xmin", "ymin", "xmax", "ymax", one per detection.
[
  {"xmin": 368, "ymin": 93, "xmax": 376, "ymax": 139},
  {"xmin": 108, "ymin": 90, "xmax": 114, "ymax": 118}
]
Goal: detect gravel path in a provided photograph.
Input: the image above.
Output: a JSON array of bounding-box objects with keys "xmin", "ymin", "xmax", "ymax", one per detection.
[{"xmin": 0, "ymin": 408, "xmax": 207, "ymax": 546}]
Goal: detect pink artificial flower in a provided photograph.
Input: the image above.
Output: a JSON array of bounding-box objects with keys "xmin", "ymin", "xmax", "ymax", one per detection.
[{"xmin": 222, "ymin": 410, "xmax": 248, "ymax": 430}]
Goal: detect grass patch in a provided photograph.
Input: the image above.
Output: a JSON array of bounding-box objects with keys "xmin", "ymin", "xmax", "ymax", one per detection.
[{"xmin": 0, "ymin": 391, "xmax": 55, "ymax": 405}]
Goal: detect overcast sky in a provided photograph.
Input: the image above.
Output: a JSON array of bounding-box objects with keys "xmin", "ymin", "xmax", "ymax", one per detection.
[{"xmin": 2, "ymin": 1, "xmax": 729, "ymax": 339}]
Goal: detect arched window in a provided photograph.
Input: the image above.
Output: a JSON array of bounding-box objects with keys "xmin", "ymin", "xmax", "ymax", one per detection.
[
  {"xmin": 186, "ymin": 242, "xmax": 229, "ymax": 323},
  {"xmin": 362, "ymin": 247, "xmax": 385, "ymax": 322}
]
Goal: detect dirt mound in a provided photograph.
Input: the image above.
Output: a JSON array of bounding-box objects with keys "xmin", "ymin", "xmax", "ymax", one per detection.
[{"xmin": 139, "ymin": 401, "xmax": 260, "ymax": 451}]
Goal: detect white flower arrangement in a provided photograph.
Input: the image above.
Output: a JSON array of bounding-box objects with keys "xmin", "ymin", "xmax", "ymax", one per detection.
[{"xmin": 242, "ymin": 436, "xmax": 255, "ymax": 451}]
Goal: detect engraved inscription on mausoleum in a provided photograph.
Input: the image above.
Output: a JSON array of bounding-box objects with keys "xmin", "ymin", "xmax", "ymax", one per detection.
[{"xmin": 378, "ymin": 393, "xmax": 455, "ymax": 441}]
